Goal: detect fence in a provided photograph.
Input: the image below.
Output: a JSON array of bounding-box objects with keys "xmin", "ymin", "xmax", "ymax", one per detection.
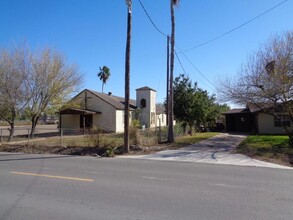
[{"xmin": 0, "ymin": 124, "xmax": 184, "ymax": 147}]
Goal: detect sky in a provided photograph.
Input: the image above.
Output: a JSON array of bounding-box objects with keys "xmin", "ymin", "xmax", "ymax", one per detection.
[{"xmin": 0, "ymin": 0, "xmax": 292, "ymax": 105}]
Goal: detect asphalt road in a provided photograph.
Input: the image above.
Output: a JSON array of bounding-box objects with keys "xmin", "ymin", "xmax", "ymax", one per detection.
[{"xmin": 0, "ymin": 152, "xmax": 292, "ymax": 220}]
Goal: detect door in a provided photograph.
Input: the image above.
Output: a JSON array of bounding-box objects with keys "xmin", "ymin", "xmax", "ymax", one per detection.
[{"xmin": 80, "ymin": 115, "xmax": 93, "ymax": 128}]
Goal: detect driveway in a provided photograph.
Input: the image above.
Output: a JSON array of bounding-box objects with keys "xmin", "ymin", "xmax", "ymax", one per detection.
[{"xmin": 122, "ymin": 133, "xmax": 292, "ymax": 169}]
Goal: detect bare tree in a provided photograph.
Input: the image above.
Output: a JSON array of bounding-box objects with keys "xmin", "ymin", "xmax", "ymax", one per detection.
[
  {"xmin": 0, "ymin": 45, "xmax": 31, "ymax": 141},
  {"xmin": 218, "ymin": 31, "xmax": 293, "ymax": 146},
  {"xmin": 27, "ymin": 48, "xmax": 83, "ymax": 137}
]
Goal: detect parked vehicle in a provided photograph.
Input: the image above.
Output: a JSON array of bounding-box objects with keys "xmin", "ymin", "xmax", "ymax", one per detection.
[{"xmin": 46, "ymin": 117, "xmax": 59, "ymax": 124}]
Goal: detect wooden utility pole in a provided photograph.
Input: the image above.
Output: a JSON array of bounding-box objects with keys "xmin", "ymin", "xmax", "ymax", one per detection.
[{"xmin": 168, "ymin": 0, "xmax": 178, "ymax": 143}]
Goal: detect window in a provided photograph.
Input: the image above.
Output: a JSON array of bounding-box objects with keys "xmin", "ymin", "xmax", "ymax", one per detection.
[
  {"xmin": 274, "ymin": 115, "xmax": 291, "ymax": 127},
  {"xmin": 140, "ymin": 99, "xmax": 146, "ymax": 108}
]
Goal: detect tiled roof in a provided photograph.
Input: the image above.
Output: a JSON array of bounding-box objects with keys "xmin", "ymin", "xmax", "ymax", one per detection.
[
  {"xmin": 156, "ymin": 105, "xmax": 165, "ymax": 115},
  {"xmin": 136, "ymin": 86, "xmax": 156, "ymax": 92}
]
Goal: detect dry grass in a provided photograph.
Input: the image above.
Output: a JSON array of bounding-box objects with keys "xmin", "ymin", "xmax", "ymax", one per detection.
[{"xmin": 0, "ymin": 132, "xmax": 219, "ymax": 157}]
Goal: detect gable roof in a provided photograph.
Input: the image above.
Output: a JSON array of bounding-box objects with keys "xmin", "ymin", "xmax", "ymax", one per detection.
[
  {"xmin": 86, "ymin": 89, "xmax": 136, "ymax": 110},
  {"xmin": 223, "ymin": 102, "xmax": 283, "ymax": 115},
  {"xmin": 109, "ymin": 94, "xmax": 137, "ymax": 109},
  {"xmin": 72, "ymin": 89, "xmax": 165, "ymax": 114},
  {"xmin": 222, "ymin": 108, "xmax": 251, "ymax": 115}
]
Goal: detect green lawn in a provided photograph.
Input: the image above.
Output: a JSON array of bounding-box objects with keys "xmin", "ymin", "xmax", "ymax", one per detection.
[{"xmin": 237, "ymin": 135, "xmax": 293, "ymax": 166}]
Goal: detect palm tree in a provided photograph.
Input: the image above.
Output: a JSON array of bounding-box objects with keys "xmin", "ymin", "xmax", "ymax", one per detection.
[
  {"xmin": 97, "ymin": 66, "xmax": 111, "ymax": 93},
  {"xmin": 168, "ymin": 0, "xmax": 180, "ymax": 143},
  {"xmin": 124, "ymin": 0, "xmax": 132, "ymax": 153}
]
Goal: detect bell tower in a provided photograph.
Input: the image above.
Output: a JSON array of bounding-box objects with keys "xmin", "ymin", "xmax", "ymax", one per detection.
[{"xmin": 136, "ymin": 86, "xmax": 156, "ymax": 128}]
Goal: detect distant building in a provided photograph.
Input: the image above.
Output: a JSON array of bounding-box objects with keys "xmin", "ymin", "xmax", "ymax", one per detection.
[
  {"xmin": 59, "ymin": 86, "xmax": 168, "ymax": 132},
  {"xmin": 223, "ymin": 103, "xmax": 292, "ymax": 134}
]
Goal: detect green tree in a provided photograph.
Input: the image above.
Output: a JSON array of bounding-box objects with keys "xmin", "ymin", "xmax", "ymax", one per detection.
[
  {"xmin": 97, "ymin": 66, "xmax": 110, "ymax": 93},
  {"xmin": 204, "ymin": 102, "xmax": 230, "ymax": 127},
  {"xmin": 174, "ymin": 74, "xmax": 223, "ymax": 134},
  {"xmin": 173, "ymin": 74, "xmax": 195, "ymax": 133},
  {"xmin": 124, "ymin": 0, "xmax": 132, "ymax": 153},
  {"xmin": 168, "ymin": 0, "xmax": 180, "ymax": 142}
]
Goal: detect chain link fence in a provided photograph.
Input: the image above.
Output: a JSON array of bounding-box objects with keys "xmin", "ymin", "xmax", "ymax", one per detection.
[{"xmin": 0, "ymin": 124, "xmax": 185, "ymax": 148}]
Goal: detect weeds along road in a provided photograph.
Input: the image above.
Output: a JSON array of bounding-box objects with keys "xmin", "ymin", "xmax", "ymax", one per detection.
[{"xmin": 0, "ymin": 152, "xmax": 292, "ymax": 220}]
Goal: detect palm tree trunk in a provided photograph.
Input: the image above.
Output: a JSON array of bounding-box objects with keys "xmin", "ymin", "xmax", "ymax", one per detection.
[
  {"xmin": 168, "ymin": 0, "xmax": 175, "ymax": 143},
  {"xmin": 166, "ymin": 35, "xmax": 170, "ymax": 126},
  {"xmin": 124, "ymin": 1, "xmax": 132, "ymax": 153}
]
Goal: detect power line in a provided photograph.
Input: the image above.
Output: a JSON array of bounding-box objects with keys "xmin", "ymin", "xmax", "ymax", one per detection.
[
  {"xmin": 137, "ymin": 0, "xmax": 168, "ymax": 37},
  {"xmin": 138, "ymin": 0, "xmax": 216, "ymax": 90},
  {"xmin": 174, "ymin": 50, "xmax": 188, "ymax": 77},
  {"xmin": 176, "ymin": 45, "xmax": 217, "ymax": 89},
  {"xmin": 175, "ymin": 48, "xmax": 216, "ymax": 90},
  {"xmin": 181, "ymin": 0, "xmax": 289, "ymax": 53}
]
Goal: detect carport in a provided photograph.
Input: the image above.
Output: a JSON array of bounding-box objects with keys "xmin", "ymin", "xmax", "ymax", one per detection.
[
  {"xmin": 59, "ymin": 108, "xmax": 101, "ymax": 129},
  {"xmin": 223, "ymin": 108, "xmax": 256, "ymax": 133}
]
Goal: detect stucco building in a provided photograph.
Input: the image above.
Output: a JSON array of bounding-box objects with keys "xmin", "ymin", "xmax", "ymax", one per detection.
[{"xmin": 59, "ymin": 86, "xmax": 167, "ymax": 132}]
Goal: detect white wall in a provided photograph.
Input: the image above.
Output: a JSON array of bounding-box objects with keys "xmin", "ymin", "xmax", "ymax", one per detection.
[
  {"xmin": 150, "ymin": 91, "xmax": 156, "ymax": 128},
  {"xmin": 258, "ymin": 112, "xmax": 288, "ymax": 134},
  {"xmin": 61, "ymin": 115, "xmax": 80, "ymax": 129},
  {"xmin": 156, "ymin": 114, "xmax": 167, "ymax": 127},
  {"xmin": 115, "ymin": 110, "xmax": 124, "ymax": 133},
  {"xmin": 86, "ymin": 92, "xmax": 117, "ymax": 132},
  {"xmin": 136, "ymin": 89, "xmax": 156, "ymax": 128},
  {"xmin": 61, "ymin": 91, "xmax": 118, "ymax": 132}
]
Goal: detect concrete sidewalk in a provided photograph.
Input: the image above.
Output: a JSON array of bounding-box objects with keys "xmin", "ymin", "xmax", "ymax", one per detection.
[{"xmin": 121, "ymin": 133, "xmax": 292, "ymax": 170}]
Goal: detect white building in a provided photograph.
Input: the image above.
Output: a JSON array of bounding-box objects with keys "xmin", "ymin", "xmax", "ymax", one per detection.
[{"xmin": 59, "ymin": 86, "xmax": 167, "ymax": 132}]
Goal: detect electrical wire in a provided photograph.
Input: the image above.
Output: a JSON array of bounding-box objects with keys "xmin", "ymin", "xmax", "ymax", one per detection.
[
  {"xmin": 137, "ymin": 0, "xmax": 168, "ymax": 37},
  {"xmin": 138, "ymin": 0, "xmax": 217, "ymax": 90},
  {"xmin": 176, "ymin": 45, "xmax": 217, "ymax": 89},
  {"xmin": 181, "ymin": 0, "xmax": 289, "ymax": 53},
  {"xmin": 175, "ymin": 50, "xmax": 188, "ymax": 77},
  {"xmin": 175, "ymin": 51, "xmax": 214, "ymax": 90}
]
